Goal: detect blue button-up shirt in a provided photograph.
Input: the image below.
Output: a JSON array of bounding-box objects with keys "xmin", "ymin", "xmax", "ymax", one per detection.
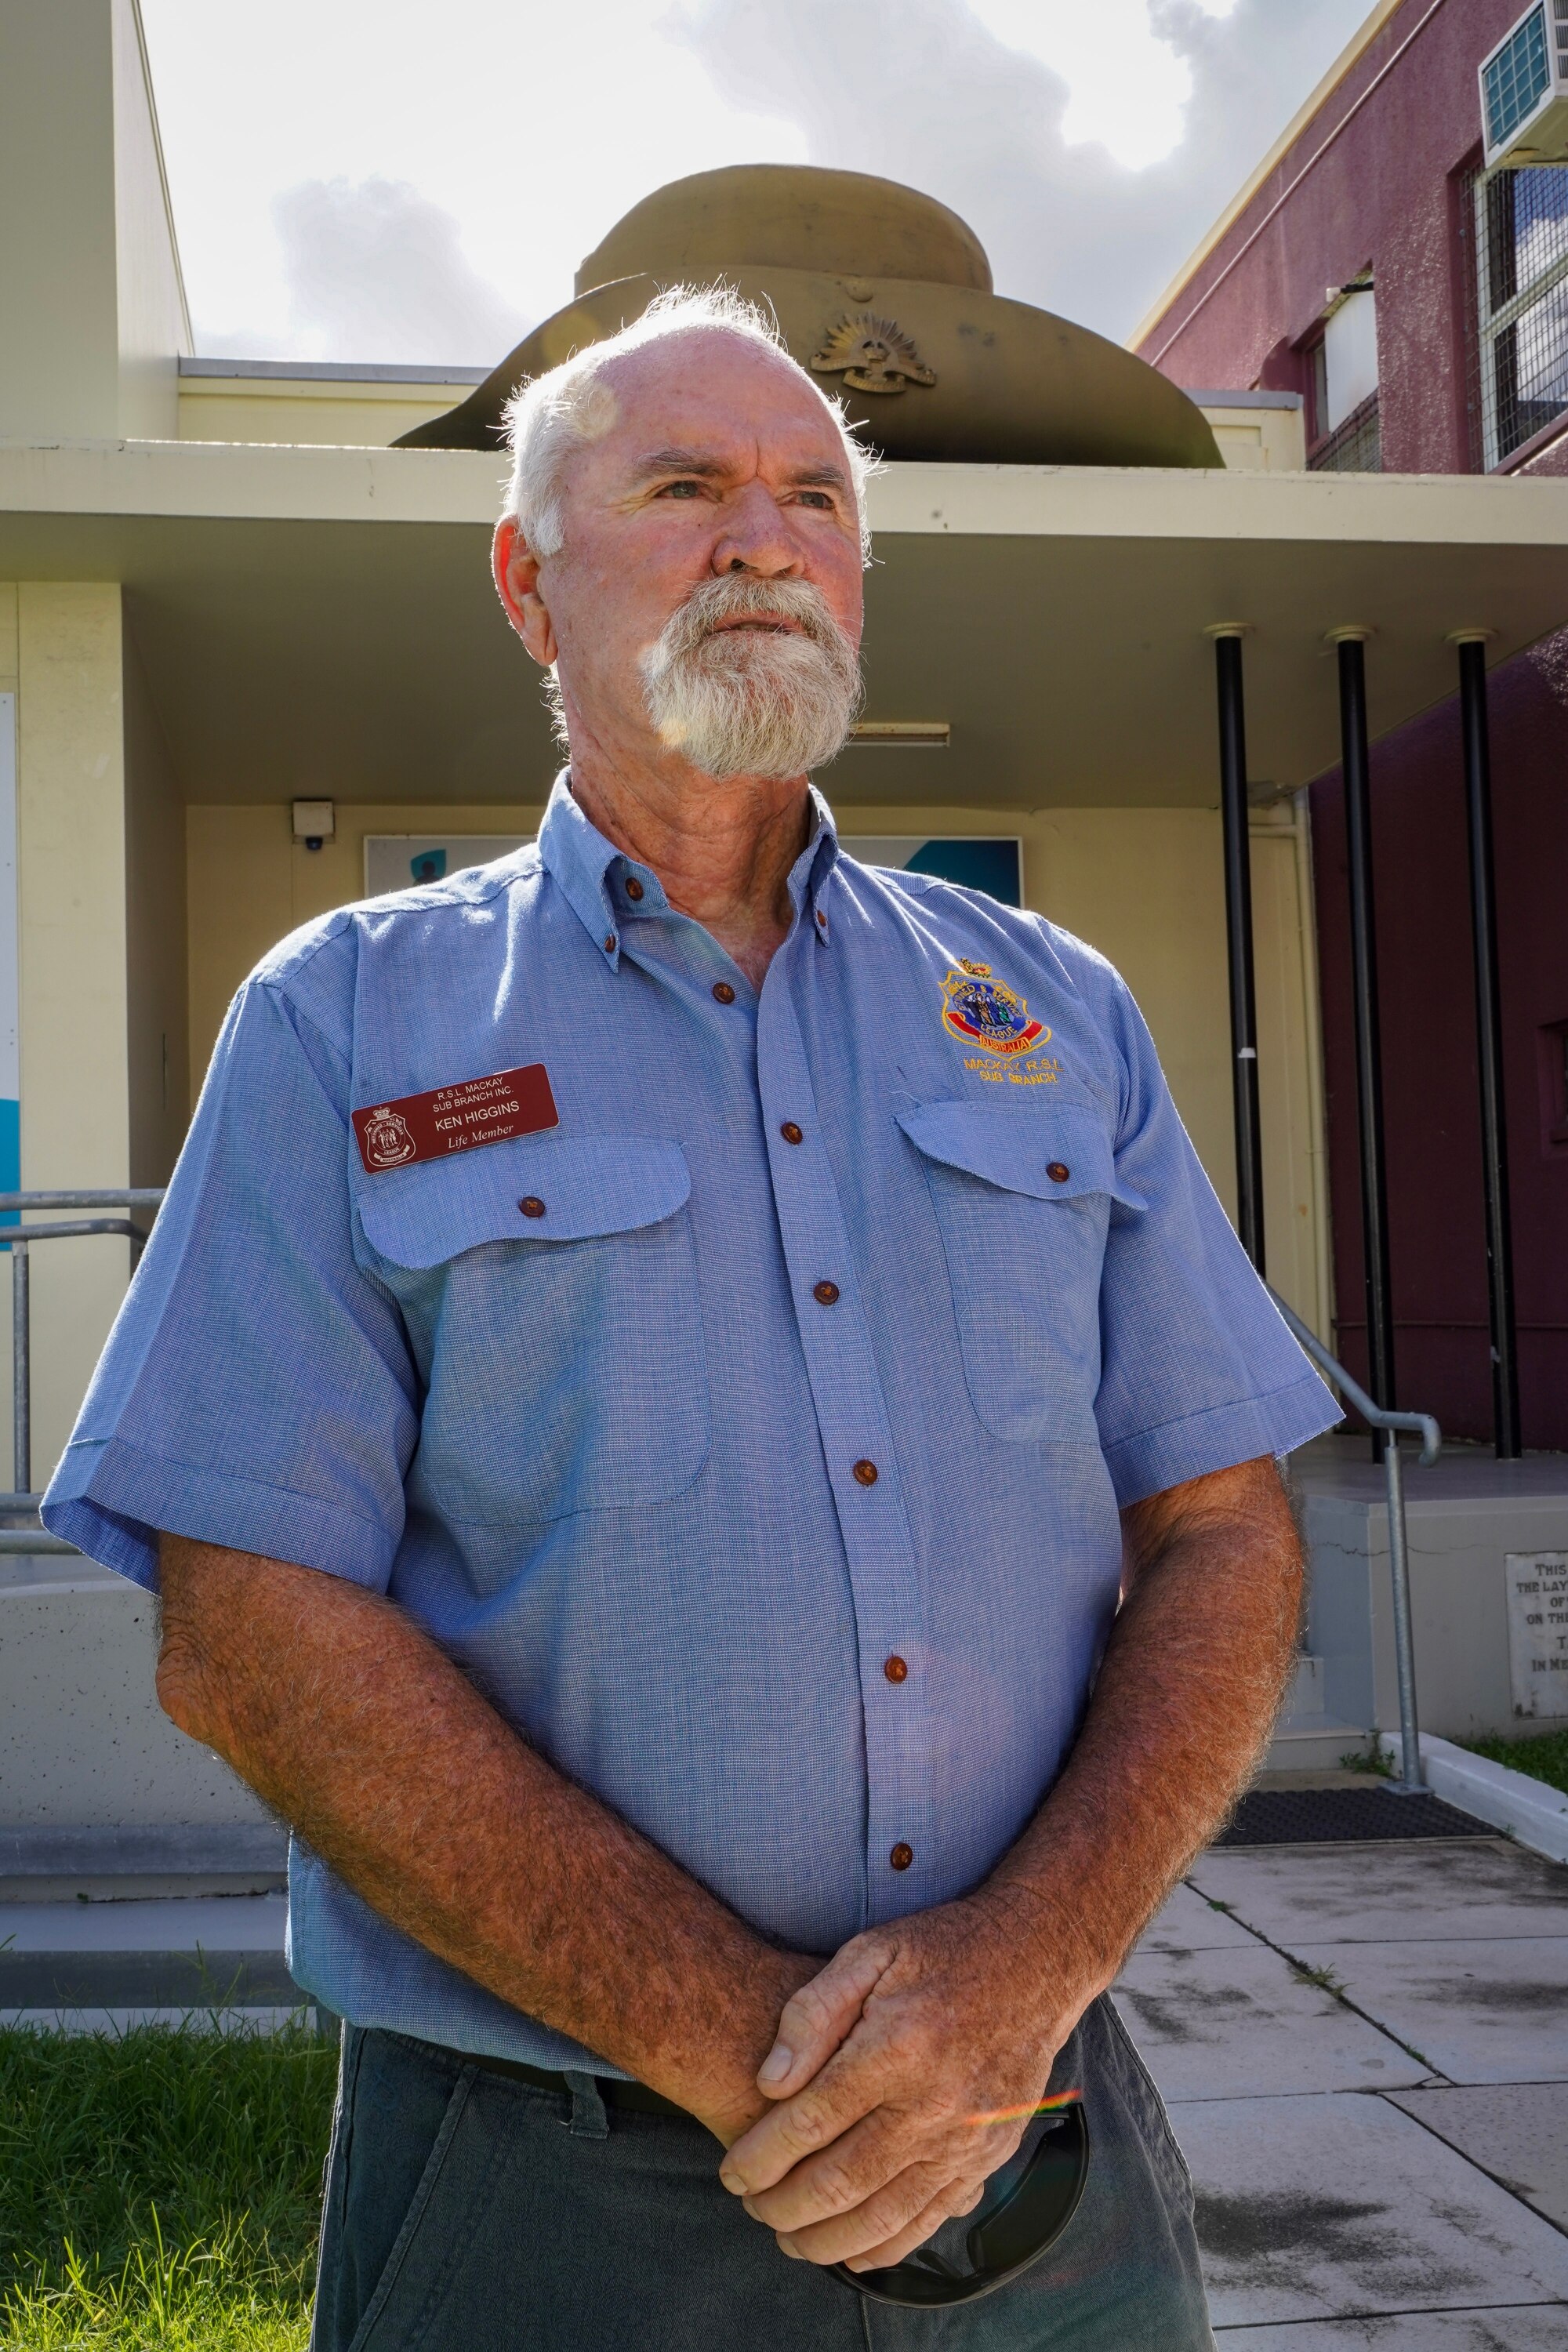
[{"xmin": 45, "ymin": 778, "xmax": 1335, "ymax": 2071}]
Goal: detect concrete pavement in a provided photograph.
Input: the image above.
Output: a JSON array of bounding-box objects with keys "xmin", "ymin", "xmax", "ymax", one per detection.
[
  {"xmin": 3, "ymin": 1825, "xmax": 1566, "ymax": 2339},
  {"xmin": 1120, "ymin": 1831, "xmax": 1568, "ymax": 2343}
]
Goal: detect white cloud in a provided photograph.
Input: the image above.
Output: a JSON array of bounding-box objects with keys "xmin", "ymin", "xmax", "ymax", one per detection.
[
  {"xmin": 139, "ymin": 0, "xmax": 808, "ymax": 360},
  {"xmin": 272, "ymin": 179, "xmax": 528, "ymax": 366},
  {"xmin": 138, "ymin": 0, "xmax": 1370, "ymax": 363},
  {"xmin": 964, "ymin": 0, "xmax": 1194, "ymax": 165},
  {"xmin": 673, "ymin": 0, "xmax": 1374, "ymax": 337}
]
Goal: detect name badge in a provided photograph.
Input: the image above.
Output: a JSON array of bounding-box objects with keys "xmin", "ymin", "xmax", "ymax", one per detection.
[{"xmin": 353, "ymin": 1064, "xmax": 559, "ymax": 1172}]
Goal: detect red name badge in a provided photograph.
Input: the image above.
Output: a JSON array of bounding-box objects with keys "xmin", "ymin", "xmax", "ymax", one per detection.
[{"xmin": 353, "ymin": 1065, "xmax": 559, "ymax": 1173}]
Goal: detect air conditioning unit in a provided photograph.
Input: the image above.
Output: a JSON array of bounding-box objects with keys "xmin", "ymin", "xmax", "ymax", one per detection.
[{"xmin": 1480, "ymin": 2, "xmax": 1568, "ymax": 166}]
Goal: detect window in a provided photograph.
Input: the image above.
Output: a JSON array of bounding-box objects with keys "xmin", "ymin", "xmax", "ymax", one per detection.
[
  {"xmin": 1307, "ymin": 339, "xmax": 1330, "ymax": 445},
  {"xmin": 1471, "ymin": 160, "xmax": 1568, "ymax": 466},
  {"xmin": 1306, "ymin": 281, "xmax": 1381, "ymax": 471},
  {"xmin": 1539, "ymin": 1018, "xmax": 1568, "ymax": 1149}
]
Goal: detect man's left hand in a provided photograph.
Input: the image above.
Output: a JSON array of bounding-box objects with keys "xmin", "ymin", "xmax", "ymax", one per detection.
[{"xmin": 717, "ymin": 1893, "xmax": 1087, "ymax": 2271}]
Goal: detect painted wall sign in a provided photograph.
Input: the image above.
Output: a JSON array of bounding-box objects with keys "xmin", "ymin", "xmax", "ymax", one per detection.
[
  {"xmin": 841, "ymin": 836, "xmax": 1022, "ymax": 906},
  {"xmin": 365, "ymin": 834, "xmax": 1023, "ymax": 909},
  {"xmin": 365, "ymin": 837, "xmax": 532, "ymax": 896},
  {"xmin": 1506, "ymin": 1551, "xmax": 1568, "ymax": 1718}
]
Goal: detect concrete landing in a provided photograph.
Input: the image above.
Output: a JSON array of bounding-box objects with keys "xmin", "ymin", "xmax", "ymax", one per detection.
[
  {"xmin": 1288, "ymin": 1435, "xmax": 1568, "ymax": 1748},
  {"xmin": 0, "ymin": 1889, "xmax": 310, "ymax": 2033}
]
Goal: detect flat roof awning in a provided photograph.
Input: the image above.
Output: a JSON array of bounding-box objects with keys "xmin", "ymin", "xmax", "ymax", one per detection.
[{"xmin": 2, "ymin": 441, "xmax": 1566, "ymax": 806}]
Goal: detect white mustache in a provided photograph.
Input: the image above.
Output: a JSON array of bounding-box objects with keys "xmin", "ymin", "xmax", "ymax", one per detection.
[
  {"xmin": 650, "ymin": 574, "xmax": 851, "ymax": 661},
  {"xmin": 639, "ymin": 574, "xmax": 862, "ymax": 780}
]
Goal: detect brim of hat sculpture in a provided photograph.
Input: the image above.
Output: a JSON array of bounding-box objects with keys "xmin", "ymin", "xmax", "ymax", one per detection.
[{"xmin": 394, "ymin": 165, "xmax": 1221, "ymax": 471}]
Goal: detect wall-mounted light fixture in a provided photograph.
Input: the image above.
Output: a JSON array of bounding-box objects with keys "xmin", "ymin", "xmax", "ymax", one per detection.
[
  {"xmin": 292, "ymin": 800, "xmax": 335, "ymax": 852},
  {"xmin": 848, "ymin": 721, "xmax": 950, "ymax": 747}
]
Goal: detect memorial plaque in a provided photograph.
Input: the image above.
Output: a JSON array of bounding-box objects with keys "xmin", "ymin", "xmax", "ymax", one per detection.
[{"xmin": 1505, "ymin": 1552, "xmax": 1568, "ymax": 1719}]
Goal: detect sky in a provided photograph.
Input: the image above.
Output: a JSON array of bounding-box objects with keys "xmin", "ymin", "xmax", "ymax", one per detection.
[{"xmin": 138, "ymin": 0, "xmax": 1375, "ymax": 368}]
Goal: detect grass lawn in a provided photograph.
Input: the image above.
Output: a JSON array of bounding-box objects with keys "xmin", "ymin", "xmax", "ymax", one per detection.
[
  {"xmin": 0, "ymin": 2018, "xmax": 337, "ymax": 2350},
  {"xmin": 1461, "ymin": 1726, "xmax": 1568, "ymax": 1798}
]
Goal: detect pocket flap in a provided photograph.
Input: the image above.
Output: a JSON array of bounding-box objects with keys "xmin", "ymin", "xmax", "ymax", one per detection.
[
  {"xmin": 895, "ymin": 1102, "xmax": 1145, "ymax": 1210},
  {"xmin": 358, "ymin": 1135, "xmax": 692, "ymax": 1269}
]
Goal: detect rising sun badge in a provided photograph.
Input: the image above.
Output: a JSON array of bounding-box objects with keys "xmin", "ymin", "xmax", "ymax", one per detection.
[{"xmin": 939, "ymin": 960, "xmax": 1047, "ymax": 1058}]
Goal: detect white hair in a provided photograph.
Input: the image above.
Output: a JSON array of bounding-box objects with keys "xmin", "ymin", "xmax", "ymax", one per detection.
[{"xmin": 500, "ymin": 285, "xmax": 874, "ymax": 560}]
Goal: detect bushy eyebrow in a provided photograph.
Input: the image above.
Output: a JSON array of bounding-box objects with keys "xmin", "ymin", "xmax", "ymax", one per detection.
[
  {"xmin": 626, "ymin": 448, "xmax": 851, "ymax": 495},
  {"xmin": 626, "ymin": 448, "xmax": 728, "ymax": 487}
]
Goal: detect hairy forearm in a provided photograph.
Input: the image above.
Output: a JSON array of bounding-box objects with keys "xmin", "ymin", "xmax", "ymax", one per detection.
[
  {"xmin": 155, "ymin": 1535, "xmax": 808, "ymax": 2133},
  {"xmin": 982, "ymin": 1456, "xmax": 1301, "ymax": 2004}
]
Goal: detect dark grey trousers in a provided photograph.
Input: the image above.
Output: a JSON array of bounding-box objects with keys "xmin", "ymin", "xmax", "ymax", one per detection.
[{"xmin": 309, "ymin": 1996, "xmax": 1213, "ymax": 2351}]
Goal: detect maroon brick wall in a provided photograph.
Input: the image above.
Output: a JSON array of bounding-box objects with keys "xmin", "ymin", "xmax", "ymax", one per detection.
[
  {"xmin": 1139, "ymin": 0, "xmax": 1568, "ymax": 1444},
  {"xmin": 1310, "ymin": 644, "xmax": 1568, "ymax": 1446},
  {"xmin": 1134, "ymin": 0, "xmax": 1522, "ymax": 474}
]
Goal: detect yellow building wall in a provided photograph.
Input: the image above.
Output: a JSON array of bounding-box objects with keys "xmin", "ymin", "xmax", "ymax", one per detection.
[
  {"xmin": 177, "ymin": 378, "xmax": 479, "ymax": 448},
  {"xmin": 0, "ymin": 582, "xmax": 192, "ymax": 1492},
  {"xmin": 187, "ymin": 794, "xmax": 1330, "ymax": 1334},
  {"xmin": 1200, "ymin": 402, "xmax": 1308, "ymax": 472},
  {"xmin": 172, "ymin": 388, "xmax": 1301, "ymax": 463},
  {"xmin": 123, "ymin": 621, "xmax": 188, "ymax": 1186},
  {"xmin": 0, "ymin": 592, "xmax": 14, "ymax": 1476},
  {"xmin": 0, "ymin": 0, "xmax": 187, "ymax": 444},
  {"xmin": 12, "ymin": 585, "xmax": 140, "ymax": 1484}
]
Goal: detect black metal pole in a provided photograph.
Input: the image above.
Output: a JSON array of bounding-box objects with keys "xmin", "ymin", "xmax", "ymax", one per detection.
[
  {"xmin": 1214, "ymin": 631, "xmax": 1265, "ymax": 1272},
  {"xmin": 1335, "ymin": 633, "xmax": 1396, "ymax": 1442},
  {"xmin": 1456, "ymin": 636, "xmax": 1522, "ymax": 1458}
]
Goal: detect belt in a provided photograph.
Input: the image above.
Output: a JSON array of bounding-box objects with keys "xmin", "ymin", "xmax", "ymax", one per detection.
[{"xmin": 464, "ymin": 2047, "xmax": 689, "ymax": 2119}]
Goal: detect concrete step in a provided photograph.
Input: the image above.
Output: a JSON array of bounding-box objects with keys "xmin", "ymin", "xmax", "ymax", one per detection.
[{"xmin": 1265, "ymin": 1655, "xmax": 1367, "ymax": 1769}]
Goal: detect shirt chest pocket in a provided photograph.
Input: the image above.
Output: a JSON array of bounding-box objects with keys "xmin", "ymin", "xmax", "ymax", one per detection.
[
  {"xmin": 357, "ymin": 1137, "xmax": 710, "ymax": 1525},
  {"xmin": 896, "ymin": 1102, "xmax": 1145, "ymax": 1446}
]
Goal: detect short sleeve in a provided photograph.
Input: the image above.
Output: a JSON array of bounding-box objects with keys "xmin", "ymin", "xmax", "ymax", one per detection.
[
  {"xmin": 1091, "ymin": 967, "xmax": 1339, "ymax": 1507},
  {"xmin": 41, "ymin": 977, "xmax": 420, "ymax": 1592}
]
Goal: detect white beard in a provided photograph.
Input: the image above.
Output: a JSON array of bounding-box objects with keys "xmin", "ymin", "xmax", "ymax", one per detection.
[{"xmin": 638, "ymin": 575, "xmax": 862, "ymax": 780}]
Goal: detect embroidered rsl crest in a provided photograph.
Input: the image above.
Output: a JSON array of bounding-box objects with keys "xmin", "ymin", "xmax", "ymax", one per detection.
[
  {"xmin": 939, "ymin": 960, "xmax": 1047, "ymax": 1058},
  {"xmin": 359, "ymin": 1106, "xmax": 417, "ymax": 1168}
]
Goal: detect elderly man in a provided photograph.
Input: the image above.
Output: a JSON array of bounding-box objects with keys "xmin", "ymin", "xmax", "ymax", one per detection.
[{"xmin": 45, "ymin": 289, "xmax": 1334, "ymax": 2349}]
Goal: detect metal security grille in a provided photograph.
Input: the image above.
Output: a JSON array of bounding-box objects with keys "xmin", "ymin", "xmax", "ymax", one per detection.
[
  {"xmin": 1484, "ymin": 3, "xmax": 1551, "ymax": 152},
  {"xmin": 1470, "ymin": 160, "xmax": 1568, "ymax": 466},
  {"xmin": 1308, "ymin": 392, "xmax": 1381, "ymax": 474}
]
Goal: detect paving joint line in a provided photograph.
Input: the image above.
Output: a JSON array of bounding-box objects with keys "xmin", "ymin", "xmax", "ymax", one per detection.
[
  {"xmin": 1381, "ymin": 2089, "xmax": 1568, "ymax": 2248},
  {"xmin": 1181, "ymin": 1871, "xmax": 1446, "ymax": 2080},
  {"xmin": 1178, "ymin": 1867, "xmax": 1568, "ymax": 2252},
  {"xmin": 1213, "ymin": 2295, "xmax": 1568, "ymax": 2332}
]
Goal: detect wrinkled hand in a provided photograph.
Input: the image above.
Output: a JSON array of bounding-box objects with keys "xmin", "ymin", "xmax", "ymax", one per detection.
[{"xmin": 717, "ymin": 1894, "xmax": 1081, "ymax": 2273}]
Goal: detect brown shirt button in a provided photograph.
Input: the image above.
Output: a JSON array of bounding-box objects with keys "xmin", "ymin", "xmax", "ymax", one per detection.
[
  {"xmin": 604, "ymin": 934, "xmax": 617, "ymax": 954},
  {"xmin": 884, "ymin": 1654, "xmax": 908, "ymax": 1683},
  {"xmin": 518, "ymin": 1196, "xmax": 546, "ymax": 1219},
  {"xmin": 624, "ymin": 877, "xmax": 644, "ymax": 902},
  {"xmin": 1047, "ymin": 1161, "xmax": 1070, "ymax": 1183},
  {"xmin": 813, "ymin": 1280, "xmax": 840, "ymax": 1306},
  {"xmin": 852, "ymin": 1458, "xmax": 879, "ymax": 1486},
  {"xmin": 712, "ymin": 981, "xmax": 736, "ymax": 1004},
  {"xmin": 780, "ymin": 1121, "xmax": 804, "ymax": 1145},
  {"xmin": 890, "ymin": 1842, "xmax": 913, "ymax": 1871}
]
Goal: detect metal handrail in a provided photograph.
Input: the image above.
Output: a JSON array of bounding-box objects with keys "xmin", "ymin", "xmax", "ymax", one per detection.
[
  {"xmin": 0, "ymin": 1191, "xmax": 165, "ymax": 1210},
  {"xmin": 0, "ymin": 1190, "xmax": 163, "ymax": 1556},
  {"xmin": 0, "ymin": 1203, "xmax": 1448, "ymax": 1798},
  {"xmin": 1270, "ymin": 1285, "xmax": 1442, "ymax": 1794}
]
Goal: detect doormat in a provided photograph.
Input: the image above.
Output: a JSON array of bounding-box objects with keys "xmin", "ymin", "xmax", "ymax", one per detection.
[{"xmin": 1217, "ymin": 1787, "xmax": 1493, "ymax": 1846}]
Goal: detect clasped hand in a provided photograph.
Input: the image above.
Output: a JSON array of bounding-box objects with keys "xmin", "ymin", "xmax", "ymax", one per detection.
[{"xmin": 717, "ymin": 1894, "xmax": 1076, "ymax": 2274}]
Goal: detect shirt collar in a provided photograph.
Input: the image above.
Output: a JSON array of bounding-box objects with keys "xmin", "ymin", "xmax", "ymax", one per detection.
[{"xmin": 538, "ymin": 772, "xmax": 840, "ymax": 967}]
